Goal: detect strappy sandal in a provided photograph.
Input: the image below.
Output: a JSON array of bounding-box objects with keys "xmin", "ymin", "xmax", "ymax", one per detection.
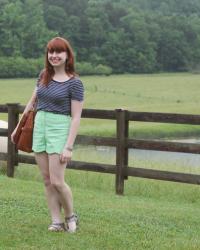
[
  {"xmin": 48, "ymin": 222, "xmax": 66, "ymax": 232},
  {"xmin": 65, "ymin": 214, "xmax": 79, "ymax": 233}
]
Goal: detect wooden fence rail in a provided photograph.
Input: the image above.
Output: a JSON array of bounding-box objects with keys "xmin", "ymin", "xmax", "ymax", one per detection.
[{"xmin": 1, "ymin": 103, "xmax": 200, "ymax": 195}]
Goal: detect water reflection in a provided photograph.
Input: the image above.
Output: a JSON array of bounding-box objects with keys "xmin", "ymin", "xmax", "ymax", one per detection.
[{"xmin": 74, "ymin": 143, "xmax": 200, "ymax": 168}]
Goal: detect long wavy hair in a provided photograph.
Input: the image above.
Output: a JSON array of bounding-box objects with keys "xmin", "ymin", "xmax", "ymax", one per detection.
[{"xmin": 40, "ymin": 37, "xmax": 76, "ymax": 85}]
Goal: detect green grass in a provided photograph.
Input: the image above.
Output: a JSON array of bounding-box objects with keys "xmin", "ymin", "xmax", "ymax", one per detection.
[
  {"xmin": 1, "ymin": 73, "xmax": 200, "ymax": 138},
  {"xmin": 1, "ymin": 172, "xmax": 200, "ymax": 250},
  {"xmin": 1, "ymin": 73, "xmax": 200, "ymax": 249}
]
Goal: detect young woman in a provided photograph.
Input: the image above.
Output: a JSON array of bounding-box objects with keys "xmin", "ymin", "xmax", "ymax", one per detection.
[{"xmin": 11, "ymin": 37, "xmax": 84, "ymax": 233}]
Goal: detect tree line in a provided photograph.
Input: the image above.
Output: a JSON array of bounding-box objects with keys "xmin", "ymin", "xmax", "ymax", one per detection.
[{"xmin": 1, "ymin": 0, "xmax": 200, "ymax": 77}]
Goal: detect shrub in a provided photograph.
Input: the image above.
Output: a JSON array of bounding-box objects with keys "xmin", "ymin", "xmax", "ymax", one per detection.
[
  {"xmin": 94, "ymin": 64, "xmax": 112, "ymax": 76},
  {"xmin": 0, "ymin": 57, "xmax": 44, "ymax": 78},
  {"xmin": 76, "ymin": 62, "xmax": 112, "ymax": 76},
  {"xmin": 76, "ymin": 62, "xmax": 94, "ymax": 75},
  {"xmin": 0, "ymin": 57, "xmax": 112, "ymax": 78}
]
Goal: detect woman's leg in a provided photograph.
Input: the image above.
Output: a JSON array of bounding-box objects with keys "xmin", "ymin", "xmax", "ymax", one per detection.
[
  {"xmin": 34, "ymin": 152, "xmax": 63, "ymax": 224},
  {"xmin": 48, "ymin": 153, "xmax": 73, "ymax": 217},
  {"xmin": 48, "ymin": 154, "xmax": 77, "ymax": 231}
]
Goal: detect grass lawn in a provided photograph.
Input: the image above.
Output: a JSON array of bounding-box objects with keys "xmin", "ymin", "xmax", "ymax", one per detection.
[
  {"xmin": 1, "ymin": 73, "xmax": 200, "ymax": 249},
  {"xmin": 1, "ymin": 171, "xmax": 200, "ymax": 250},
  {"xmin": 0, "ymin": 73, "xmax": 200, "ymax": 139}
]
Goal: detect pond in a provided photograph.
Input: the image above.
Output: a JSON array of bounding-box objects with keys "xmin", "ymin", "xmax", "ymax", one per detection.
[{"xmin": 73, "ymin": 140, "xmax": 200, "ymax": 174}]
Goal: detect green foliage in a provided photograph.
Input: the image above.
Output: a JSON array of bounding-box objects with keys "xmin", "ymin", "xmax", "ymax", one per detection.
[
  {"xmin": 76, "ymin": 62, "xmax": 94, "ymax": 75},
  {"xmin": 0, "ymin": 57, "xmax": 44, "ymax": 78},
  {"xmin": 76, "ymin": 62, "xmax": 112, "ymax": 75},
  {"xmin": 94, "ymin": 64, "xmax": 112, "ymax": 75},
  {"xmin": 0, "ymin": 0, "xmax": 56, "ymax": 59},
  {"xmin": 0, "ymin": 57, "xmax": 112, "ymax": 78},
  {"xmin": 1, "ymin": 0, "xmax": 200, "ymax": 75}
]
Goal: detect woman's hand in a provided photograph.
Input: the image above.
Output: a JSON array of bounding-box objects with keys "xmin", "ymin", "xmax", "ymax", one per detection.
[
  {"xmin": 60, "ymin": 148, "xmax": 72, "ymax": 164},
  {"xmin": 10, "ymin": 107, "xmax": 30, "ymax": 144},
  {"xmin": 10, "ymin": 88, "xmax": 37, "ymax": 145}
]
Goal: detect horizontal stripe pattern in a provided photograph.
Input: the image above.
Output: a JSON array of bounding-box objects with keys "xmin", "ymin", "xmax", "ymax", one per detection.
[{"xmin": 36, "ymin": 77, "xmax": 84, "ymax": 116}]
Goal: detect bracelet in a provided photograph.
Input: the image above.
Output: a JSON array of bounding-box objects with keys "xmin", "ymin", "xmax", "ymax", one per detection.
[{"xmin": 65, "ymin": 146, "xmax": 73, "ymax": 152}]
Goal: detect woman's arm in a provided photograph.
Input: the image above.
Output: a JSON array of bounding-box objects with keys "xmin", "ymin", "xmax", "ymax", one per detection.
[
  {"xmin": 60, "ymin": 100, "xmax": 84, "ymax": 163},
  {"xmin": 22, "ymin": 87, "xmax": 37, "ymax": 115},
  {"xmin": 65, "ymin": 100, "xmax": 84, "ymax": 149},
  {"xmin": 11, "ymin": 88, "xmax": 37, "ymax": 143}
]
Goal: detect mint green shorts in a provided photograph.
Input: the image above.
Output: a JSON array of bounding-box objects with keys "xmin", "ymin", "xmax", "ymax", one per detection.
[{"xmin": 32, "ymin": 111, "xmax": 71, "ymax": 154}]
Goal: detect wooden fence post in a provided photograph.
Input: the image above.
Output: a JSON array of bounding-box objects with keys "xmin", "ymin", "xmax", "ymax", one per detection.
[
  {"xmin": 7, "ymin": 103, "xmax": 19, "ymax": 177},
  {"xmin": 115, "ymin": 109, "xmax": 129, "ymax": 195}
]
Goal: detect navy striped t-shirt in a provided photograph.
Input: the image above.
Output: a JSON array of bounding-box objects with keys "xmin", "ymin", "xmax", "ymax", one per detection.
[{"xmin": 36, "ymin": 76, "xmax": 84, "ymax": 116}]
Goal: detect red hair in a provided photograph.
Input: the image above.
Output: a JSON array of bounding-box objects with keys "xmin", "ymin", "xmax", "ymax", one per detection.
[{"xmin": 40, "ymin": 37, "xmax": 76, "ymax": 85}]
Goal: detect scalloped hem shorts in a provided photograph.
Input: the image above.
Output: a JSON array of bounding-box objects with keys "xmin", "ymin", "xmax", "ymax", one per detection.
[{"xmin": 32, "ymin": 111, "xmax": 71, "ymax": 154}]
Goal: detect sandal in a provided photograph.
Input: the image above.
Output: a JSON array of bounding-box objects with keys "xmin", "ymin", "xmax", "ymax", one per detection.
[
  {"xmin": 65, "ymin": 214, "xmax": 79, "ymax": 233},
  {"xmin": 48, "ymin": 222, "xmax": 66, "ymax": 232}
]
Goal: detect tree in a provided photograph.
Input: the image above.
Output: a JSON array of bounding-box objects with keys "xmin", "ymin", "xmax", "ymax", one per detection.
[
  {"xmin": 0, "ymin": 0, "xmax": 25, "ymax": 56},
  {"xmin": 0, "ymin": 0, "xmax": 56, "ymax": 58},
  {"xmin": 20, "ymin": 0, "xmax": 56, "ymax": 58},
  {"xmin": 1, "ymin": 0, "xmax": 200, "ymax": 74}
]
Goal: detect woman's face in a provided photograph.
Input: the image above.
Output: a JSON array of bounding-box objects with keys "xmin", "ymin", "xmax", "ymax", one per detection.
[{"xmin": 48, "ymin": 50, "xmax": 68, "ymax": 67}]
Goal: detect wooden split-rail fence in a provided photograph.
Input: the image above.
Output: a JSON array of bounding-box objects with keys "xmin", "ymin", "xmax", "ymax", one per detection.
[{"xmin": 1, "ymin": 103, "xmax": 200, "ymax": 195}]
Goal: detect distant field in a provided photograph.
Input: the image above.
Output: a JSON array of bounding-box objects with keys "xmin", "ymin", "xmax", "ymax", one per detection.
[{"xmin": 0, "ymin": 73, "xmax": 200, "ymax": 139}]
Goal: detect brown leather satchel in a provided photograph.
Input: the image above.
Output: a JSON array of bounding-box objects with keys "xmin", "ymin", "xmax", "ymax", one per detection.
[{"xmin": 13, "ymin": 110, "xmax": 36, "ymax": 153}]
